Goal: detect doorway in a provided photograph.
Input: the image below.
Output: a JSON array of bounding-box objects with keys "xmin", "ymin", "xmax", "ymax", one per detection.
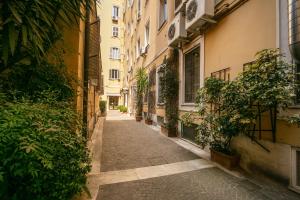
[{"xmin": 109, "ymin": 96, "xmax": 119, "ymax": 110}]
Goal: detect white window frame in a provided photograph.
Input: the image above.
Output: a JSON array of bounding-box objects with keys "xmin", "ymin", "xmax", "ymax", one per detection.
[
  {"xmin": 179, "ymin": 37, "xmax": 204, "ymax": 111},
  {"xmin": 291, "ymin": 147, "xmax": 300, "ymax": 192},
  {"xmin": 144, "ymin": 20, "xmax": 150, "ymax": 46},
  {"xmin": 112, "ymin": 26, "xmax": 119, "ymax": 37},
  {"xmin": 110, "ymin": 47, "xmax": 120, "ymax": 60},
  {"xmin": 112, "ymin": 6, "xmax": 119, "ymax": 20},
  {"xmin": 109, "ymin": 69, "xmax": 120, "ymax": 80},
  {"xmin": 136, "ymin": 38, "xmax": 141, "ymax": 58},
  {"xmin": 158, "ymin": 0, "xmax": 168, "ymax": 29}
]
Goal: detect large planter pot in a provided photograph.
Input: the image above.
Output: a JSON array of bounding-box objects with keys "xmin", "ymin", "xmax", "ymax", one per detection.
[
  {"xmin": 161, "ymin": 125, "xmax": 177, "ymax": 137},
  {"xmin": 210, "ymin": 148, "xmax": 240, "ymax": 170},
  {"xmin": 145, "ymin": 119, "xmax": 153, "ymax": 125},
  {"xmin": 136, "ymin": 116, "xmax": 143, "ymax": 122}
]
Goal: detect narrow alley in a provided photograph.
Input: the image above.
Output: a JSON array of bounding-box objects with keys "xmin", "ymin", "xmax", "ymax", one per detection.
[{"xmin": 92, "ymin": 111, "xmax": 300, "ymax": 200}]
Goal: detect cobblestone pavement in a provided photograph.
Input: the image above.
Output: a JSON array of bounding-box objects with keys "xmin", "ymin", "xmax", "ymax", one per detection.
[
  {"xmin": 98, "ymin": 111, "xmax": 300, "ymax": 200},
  {"xmin": 101, "ymin": 117, "xmax": 199, "ymax": 172},
  {"xmin": 98, "ymin": 168, "xmax": 300, "ymax": 200}
]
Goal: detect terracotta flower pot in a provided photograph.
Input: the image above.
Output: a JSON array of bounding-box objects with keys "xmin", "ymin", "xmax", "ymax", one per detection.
[
  {"xmin": 210, "ymin": 148, "xmax": 240, "ymax": 170},
  {"xmin": 145, "ymin": 119, "xmax": 153, "ymax": 125},
  {"xmin": 160, "ymin": 125, "xmax": 177, "ymax": 137},
  {"xmin": 136, "ymin": 116, "xmax": 142, "ymax": 122}
]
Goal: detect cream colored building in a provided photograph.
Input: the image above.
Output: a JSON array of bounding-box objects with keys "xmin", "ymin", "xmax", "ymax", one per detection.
[
  {"xmin": 123, "ymin": 0, "xmax": 300, "ymax": 192},
  {"xmin": 98, "ymin": 0, "xmax": 125, "ymax": 110}
]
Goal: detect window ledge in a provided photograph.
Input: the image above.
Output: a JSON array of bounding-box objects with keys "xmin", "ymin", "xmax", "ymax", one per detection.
[
  {"xmin": 288, "ymin": 105, "xmax": 300, "ymax": 109},
  {"xmin": 157, "ymin": 20, "xmax": 167, "ymax": 32}
]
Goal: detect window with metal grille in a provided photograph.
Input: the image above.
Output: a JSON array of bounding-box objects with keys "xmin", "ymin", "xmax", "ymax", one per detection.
[
  {"xmin": 182, "ymin": 124, "xmax": 197, "ymax": 143},
  {"xmin": 109, "ymin": 69, "xmax": 119, "ymax": 80},
  {"xmin": 184, "ymin": 46, "xmax": 200, "ymax": 103},
  {"xmin": 297, "ymin": 150, "xmax": 300, "ymax": 186},
  {"xmin": 175, "ymin": 0, "xmax": 182, "ymax": 10},
  {"xmin": 157, "ymin": 65, "xmax": 165, "ymax": 105},
  {"xmin": 110, "ymin": 47, "xmax": 120, "ymax": 59},
  {"xmin": 296, "ymin": 64, "xmax": 300, "ymax": 105},
  {"xmin": 112, "ymin": 27, "xmax": 119, "ymax": 37},
  {"xmin": 157, "ymin": 116, "xmax": 164, "ymax": 126},
  {"xmin": 211, "ymin": 68, "xmax": 230, "ymax": 81}
]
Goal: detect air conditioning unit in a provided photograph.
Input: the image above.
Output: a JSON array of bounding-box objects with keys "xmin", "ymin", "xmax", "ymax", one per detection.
[
  {"xmin": 175, "ymin": 0, "xmax": 188, "ymax": 14},
  {"xmin": 185, "ymin": 0, "xmax": 215, "ymax": 32},
  {"xmin": 140, "ymin": 45, "xmax": 148, "ymax": 57},
  {"xmin": 167, "ymin": 13, "xmax": 187, "ymax": 47}
]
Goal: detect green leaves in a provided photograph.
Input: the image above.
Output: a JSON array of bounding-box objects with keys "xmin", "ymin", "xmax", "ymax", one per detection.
[
  {"xmin": 0, "ymin": 97, "xmax": 90, "ymax": 200},
  {"xmin": 194, "ymin": 49, "xmax": 296, "ymax": 154}
]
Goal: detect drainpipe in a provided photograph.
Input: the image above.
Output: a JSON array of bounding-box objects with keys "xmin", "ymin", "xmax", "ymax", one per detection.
[{"xmin": 83, "ymin": 2, "xmax": 91, "ymax": 139}]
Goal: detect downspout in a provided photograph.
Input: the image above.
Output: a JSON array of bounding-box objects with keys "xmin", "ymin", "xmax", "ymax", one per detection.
[{"xmin": 83, "ymin": 2, "xmax": 91, "ymax": 139}]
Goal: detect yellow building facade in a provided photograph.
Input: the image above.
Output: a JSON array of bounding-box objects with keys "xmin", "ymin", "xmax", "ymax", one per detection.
[
  {"xmin": 60, "ymin": 2, "xmax": 102, "ymax": 136},
  {"xmin": 98, "ymin": 0, "xmax": 125, "ymax": 110},
  {"xmin": 123, "ymin": 0, "xmax": 300, "ymax": 192}
]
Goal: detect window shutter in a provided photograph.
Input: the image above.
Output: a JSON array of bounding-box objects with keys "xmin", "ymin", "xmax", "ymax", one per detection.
[{"xmin": 109, "ymin": 69, "xmax": 112, "ymax": 79}]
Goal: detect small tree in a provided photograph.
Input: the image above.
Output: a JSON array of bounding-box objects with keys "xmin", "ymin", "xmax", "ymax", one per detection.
[
  {"xmin": 160, "ymin": 53, "xmax": 179, "ymax": 134},
  {"xmin": 135, "ymin": 67, "xmax": 148, "ymax": 117},
  {"xmin": 193, "ymin": 49, "xmax": 296, "ymax": 154}
]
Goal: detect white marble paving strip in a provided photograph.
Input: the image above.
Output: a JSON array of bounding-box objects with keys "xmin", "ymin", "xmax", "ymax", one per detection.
[{"xmin": 98, "ymin": 159, "xmax": 215, "ymax": 186}]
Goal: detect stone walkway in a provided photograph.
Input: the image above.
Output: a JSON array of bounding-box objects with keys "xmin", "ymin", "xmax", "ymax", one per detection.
[{"xmin": 94, "ymin": 111, "xmax": 300, "ymax": 200}]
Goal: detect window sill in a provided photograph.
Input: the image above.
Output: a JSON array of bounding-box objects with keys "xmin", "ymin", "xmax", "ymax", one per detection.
[
  {"xmin": 288, "ymin": 105, "xmax": 300, "ymax": 109},
  {"xmin": 157, "ymin": 20, "xmax": 167, "ymax": 32}
]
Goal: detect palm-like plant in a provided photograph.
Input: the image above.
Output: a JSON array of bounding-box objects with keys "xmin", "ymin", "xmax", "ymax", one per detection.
[
  {"xmin": 0, "ymin": 0, "xmax": 95, "ymax": 73},
  {"xmin": 135, "ymin": 67, "xmax": 148, "ymax": 118}
]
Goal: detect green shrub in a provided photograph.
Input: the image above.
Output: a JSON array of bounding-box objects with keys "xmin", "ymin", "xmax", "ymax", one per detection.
[
  {"xmin": 99, "ymin": 101, "xmax": 107, "ymax": 113},
  {"xmin": 0, "ymin": 98, "xmax": 90, "ymax": 200},
  {"xmin": 120, "ymin": 106, "xmax": 128, "ymax": 113}
]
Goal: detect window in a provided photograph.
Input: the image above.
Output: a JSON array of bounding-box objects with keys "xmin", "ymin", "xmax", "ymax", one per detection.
[
  {"xmin": 211, "ymin": 68, "xmax": 230, "ymax": 81},
  {"xmin": 159, "ymin": 0, "xmax": 167, "ymax": 28},
  {"xmin": 112, "ymin": 27, "xmax": 119, "ymax": 37},
  {"xmin": 112, "ymin": 6, "xmax": 119, "ymax": 20},
  {"xmin": 110, "ymin": 47, "xmax": 120, "ymax": 59},
  {"xmin": 296, "ymin": 64, "xmax": 300, "ymax": 104},
  {"xmin": 145, "ymin": 21, "xmax": 150, "ymax": 46},
  {"xmin": 127, "ymin": 23, "xmax": 131, "ymax": 35},
  {"xmin": 136, "ymin": 38, "xmax": 141, "ymax": 58},
  {"xmin": 156, "ymin": 65, "xmax": 165, "ymax": 104},
  {"xmin": 137, "ymin": 0, "xmax": 141, "ymax": 17},
  {"xmin": 109, "ymin": 69, "xmax": 120, "ymax": 80},
  {"xmin": 184, "ymin": 46, "xmax": 200, "ymax": 103}
]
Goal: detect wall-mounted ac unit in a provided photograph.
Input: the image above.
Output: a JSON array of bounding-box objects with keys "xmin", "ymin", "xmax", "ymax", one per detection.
[
  {"xmin": 185, "ymin": 0, "xmax": 215, "ymax": 32},
  {"xmin": 291, "ymin": 147, "xmax": 300, "ymax": 193},
  {"xmin": 167, "ymin": 13, "xmax": 187, "ymax": 47},
  {"xmin": 175, "ymin": 0, "xmax": 188, "ymax": 14}
]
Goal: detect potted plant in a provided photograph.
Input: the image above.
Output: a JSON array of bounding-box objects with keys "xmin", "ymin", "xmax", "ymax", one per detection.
[
  {"xmin": 145, "ymin": 113, "xmax": 153, "ymax": 125},
  {"xmin": 194, "ymin": 49, "xmax": 296, "ymax": 170},
  {"xmin": 135, "ymin": 67, "xmax": 148, "ymax": 122},
  {"xmin": 99, "ymin": 100, "xmax": 107, "ymax": 117},
  {"xmin": 194, "ymin": 77, "xmax": 247, "ymax": 169},
  {"xmin": 159, "ymin": 53, "xmax": 179, "ymax": 137}
]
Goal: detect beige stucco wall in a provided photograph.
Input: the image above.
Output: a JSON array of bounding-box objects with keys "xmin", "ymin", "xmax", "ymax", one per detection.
[
  {"xmin": 205, "ymin": 0, "xmax": 277, "ymax": 78},
  {"xmin": 98, "ymin": 0, "xmax": 124, "ymax": 109}
]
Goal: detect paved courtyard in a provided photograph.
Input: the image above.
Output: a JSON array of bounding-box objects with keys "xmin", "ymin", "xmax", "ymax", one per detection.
[{"xmin": 96, "ymin": 111, "xmax": 300, "ymax": 200}]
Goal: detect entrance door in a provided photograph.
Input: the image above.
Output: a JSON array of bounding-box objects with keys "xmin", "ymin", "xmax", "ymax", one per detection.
[{"xmin": 109, "ymin": 96, "xmax": 119, "ymax": 110}]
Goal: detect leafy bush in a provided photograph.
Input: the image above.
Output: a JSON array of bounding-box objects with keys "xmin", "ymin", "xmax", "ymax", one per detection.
[
  {"xmin": 0, "ymin": 97, "xmax": 90, "ymax": 200},
  {"xmin": 119, "ymin": 106, "xmax": 128, "ymax": 113},
  {"xmin": 99, "ymin": 101, "xmax": 107, "ymax": 114},
  {"xmin": 193, "ymin": 49, "xmax": 296, "ymax": 155}
]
